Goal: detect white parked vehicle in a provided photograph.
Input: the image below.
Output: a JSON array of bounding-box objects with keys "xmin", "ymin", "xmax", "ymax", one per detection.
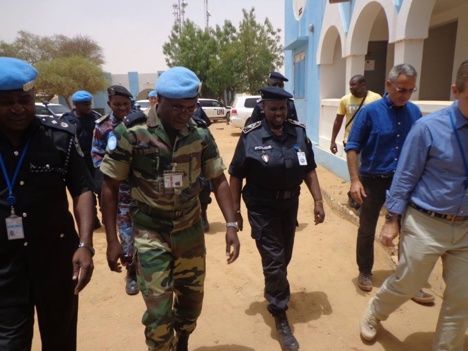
[
  {"xmin": 198, "ymin": 98, "xmax": 230, "ymax": 122},
  {"xmin": 35, "ymin": 102, "xmax": 70, "ymax": 118},
  {"xmin": 228, "ymin": 95, "xmax": 260, "ymax": 129}
]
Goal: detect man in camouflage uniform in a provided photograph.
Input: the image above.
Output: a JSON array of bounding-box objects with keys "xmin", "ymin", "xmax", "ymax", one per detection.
[
  {"xmin": 91, "ymin": 85, "xmax": 139, "ymax": 295},
  {"xmin": 100, "ymin": 66, "xmax": 240, "ymax": 351}
]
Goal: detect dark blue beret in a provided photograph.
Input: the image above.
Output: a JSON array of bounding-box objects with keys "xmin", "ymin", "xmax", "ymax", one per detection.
[
  {"xmin": 72, "ymin": 90, "xmax": 92, "ymax": 102},
  {"xmin": 0, "ymin": 57, "xmax": 38, "ymax": 91},
  {"xmin": 148, "ymin": 90, "xmax": 157, "ymax": 98},
  {"xmin": 259, "ymin": 86, "xmax": 293, "ymax": 100},
  {"xmin": 156, "ymin": 67, "xmax": 200, "ymax": 99},
  {"xmin": 269, "ymin": 71, "xmax": 288, "ymax": 82},
  {"xmin": 107, "ymin": 85, "xmax": 133, "ymax": 99}
]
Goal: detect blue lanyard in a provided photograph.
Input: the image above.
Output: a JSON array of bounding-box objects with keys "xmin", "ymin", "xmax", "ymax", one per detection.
[
  {"xmin": 0, "ymin": 139, "xmax": 31, "ymax": 206},
  {"xmin": 450, "ymin": 110, "xmax": 468, "ymax": 189}
]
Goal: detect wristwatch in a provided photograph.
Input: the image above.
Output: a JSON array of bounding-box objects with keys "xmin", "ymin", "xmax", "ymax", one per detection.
[
  {"xmin": 226, "ymin": 221, "xmax": 239, "ymax": 230},
  {"xmin": 385, "ymin": 213, "xmax": 398, "ymax": 222}
]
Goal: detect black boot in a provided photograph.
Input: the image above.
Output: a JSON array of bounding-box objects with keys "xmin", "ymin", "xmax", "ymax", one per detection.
[
  {"xmin": 201, "ymin": 205, "xmax": 210, "ymax": 233},
  {"xmin": 125, "ymin": 262, "xmax": 139, "ymax": 296},
  {"xmin": 274, "ymin": 313, "xmax": 299, "ymax": 351},
  {"xmin": 173, "ymin": 333, "xmax": 189, "ymax": 351}
]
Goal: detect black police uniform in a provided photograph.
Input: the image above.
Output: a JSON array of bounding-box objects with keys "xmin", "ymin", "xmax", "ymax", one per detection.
[
  {"xmin": 246, "ymin": 99, "xmax": 298, "ymax": 125},
  {"xmin": 0, "ymin": 116, "xmax": 94, "ymax": 350},
  {"xmin": 229, "ymin": 119, "xmax": 316, "ymax": 316}
]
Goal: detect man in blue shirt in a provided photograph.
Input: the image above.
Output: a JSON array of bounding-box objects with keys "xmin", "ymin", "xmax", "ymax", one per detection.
[
  {"xmin": 360, "ymin": 59, "xmax": 468, "ymax": 350},
  {"xmin": 345, "ymin": 64, "xmax": 433, "ymax": 304}
]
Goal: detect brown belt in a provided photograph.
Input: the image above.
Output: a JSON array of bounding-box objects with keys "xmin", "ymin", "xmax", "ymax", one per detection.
[{"xmin": 409, "ymin": 202, "xmax": 468, "ymax": 222}]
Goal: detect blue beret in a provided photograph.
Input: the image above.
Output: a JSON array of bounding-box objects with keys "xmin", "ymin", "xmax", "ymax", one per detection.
[
  {"xmin": 72, "ymin": 90, "xmax": 92, "ymax": 102},
  {"xmin": 259, "ymin": 86, "xmax": 293, "ymax": 100},
  {"xmin": 269, "ymin": 71, "xmax": 288, "ymax": 82},
  {"xmin": 0, "ymin": 57, "xmax": 38, "ymax": 91},
  {"xmin": 107, "ymin": 85, "xmax": 133, "ymax": 99},
  {"xmin": 148, "ymin": 90, "xmax": 157, "ymax": 98},
  {"xmin": 156, "ymin": 67, "xmax": 200, "ymax": 99}
]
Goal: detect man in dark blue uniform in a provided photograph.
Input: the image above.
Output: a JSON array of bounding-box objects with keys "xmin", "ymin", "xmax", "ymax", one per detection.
[
  {"xmin": 246, "ymin": 72, "xmax": 298, "ymax": 125},
  {"xmin": 229, "ymin": 87, "xmax": 325, "ymax": 351},
  {"xmin": 62, "ymin": 90, "xmax": 102, "ymax": 230},
  {"xmin": 0, "ymin": 57, "xmax": 95, "ymax": 351}
]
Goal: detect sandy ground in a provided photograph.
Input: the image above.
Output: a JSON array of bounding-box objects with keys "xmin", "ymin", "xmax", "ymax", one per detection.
[{"xmin": 32, "ymin": 122, "xmax": 464, "ymax": 350}]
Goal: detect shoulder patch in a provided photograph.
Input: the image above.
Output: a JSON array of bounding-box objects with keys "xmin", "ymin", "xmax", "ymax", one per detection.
[
  {"xmin": 287, "ymin": 119, "xmax": 306, "ymax": 129},
  {"xmin": 96, "ymin": 114, "xmax": 110, "ymax": 125},
  {"xmin": 38, "ymin": 117, "xmax": 76, "ymax": 134},
  {"xmin": 242, "ymin": 121, "xmax": 262, "ymax": 134},
  {"xmin": 123, "ymin": 111, "xmax": 147, "ymax": 128}
]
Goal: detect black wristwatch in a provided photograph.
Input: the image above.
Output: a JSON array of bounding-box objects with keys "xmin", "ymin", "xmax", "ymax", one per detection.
[{"xmin": 385, "ymin": 213, "xmax": 398, "ymax": 222}]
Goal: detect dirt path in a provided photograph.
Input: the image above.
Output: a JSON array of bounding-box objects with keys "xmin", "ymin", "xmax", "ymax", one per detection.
[{"xmin": 33, "ymin": 123, "xmax": 460, "ymax": 350}]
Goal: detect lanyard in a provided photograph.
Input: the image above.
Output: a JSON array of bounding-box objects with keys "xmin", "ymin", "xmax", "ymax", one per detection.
[
  {"xmin": 450, "ymin": 110, "xmax": 468, "ymax": 189},
  {"xmin": 0, "ymin": 139, "xmax": 31, "ymax": 206}
]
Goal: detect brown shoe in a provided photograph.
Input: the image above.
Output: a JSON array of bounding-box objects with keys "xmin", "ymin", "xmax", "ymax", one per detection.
[
  {"xmin": 411, "ymin": 290, "xmax": 435, "ymax": 305},
  {"xmin": 357, "ymin": 273, "xmax": 373, "ymax": 292}
]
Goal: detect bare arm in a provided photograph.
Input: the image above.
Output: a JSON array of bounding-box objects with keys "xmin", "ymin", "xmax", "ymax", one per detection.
[
  {"xmin": 71, "ymin": 190, "xmax": 94, "ymax": 294},
  {"xmin": 346, "ymin": 150, "xmax": 366, "ymax": 204},
  {"xmin": 330, "ymin": 114, "xmax": 345, "ymax": 154},
  {"xmin": 304, "ymin": 170, "xmax": 325, "ymax": 224},
  {"xmin": 229, "ymin": 175, "xmax": 244, "ymax": 231},
  {"xmin": 210, "ymin": 173, "xmax": 240, "ymax": 264}
]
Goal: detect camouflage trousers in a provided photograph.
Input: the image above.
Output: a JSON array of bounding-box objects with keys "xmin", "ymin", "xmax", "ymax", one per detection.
[{"xmin": 133, "ymin": 220, "xmax": 206, "ymax": 351}]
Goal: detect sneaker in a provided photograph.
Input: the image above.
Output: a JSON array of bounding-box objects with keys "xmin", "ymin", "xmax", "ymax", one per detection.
[
  {"xmin": 360, "ymin": 302, "xmax": 380, "ymax": 341},
  {"xmin": 357, "ymin": 273, "xmax": 373, "ymax": 292},
  {"xmin": 274, "ymin": 313, "xmax": 299, "ymax": 351},
  {"xmin": 411, "ymin": 290, "xmax": 435, "ymax": 305}
]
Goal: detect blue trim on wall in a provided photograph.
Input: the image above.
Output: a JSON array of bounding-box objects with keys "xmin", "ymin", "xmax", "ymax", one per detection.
[
  {"xmin": 128, "ymin": 72, "xmax": 139, "ymax": 99},
  {"xmin": 314, "ymin": 146, "xmax": 350, "ymax": 183}
]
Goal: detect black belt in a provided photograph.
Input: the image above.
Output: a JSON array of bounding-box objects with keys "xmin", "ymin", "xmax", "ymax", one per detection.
[
  {"xmin": 361, "ymin": 173, "xmax": 394, "ymax": 179},
  {"xmin": 249, "ymin": 186, "xmax": 300, "ymax": 200},
  {"xmin": 409, "ymin": 202, "xmax": 468, "ymax": 222},
  {"xmin": 136, "ymin": 200, "xmax": 198, "ymax": 220}
]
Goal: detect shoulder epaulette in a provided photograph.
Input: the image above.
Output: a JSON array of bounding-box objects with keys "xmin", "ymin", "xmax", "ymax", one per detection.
[
  {"xmin": 92, "ymin": 110, "xmax": 102, "ymax": 118},
  {"xmin": 242, "ymin": 121, "xmax": 261, "ymax": 134},
  {"xmin": 38, "ymin": 116, "xmax": 76, "ymax": 134},
  {"xmin": 95, "ymin": 114, "xmax": 110, "ymax": 125},
  {"xmin": 123, "ymin": 111, "xmax": 147, "ymax": 128},
  {"xmin": 287, "ymin": 119, "xmax": 306, "ymax": 129}
]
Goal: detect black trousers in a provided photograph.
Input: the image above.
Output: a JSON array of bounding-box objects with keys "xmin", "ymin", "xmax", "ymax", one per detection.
[
  {"xmin": 244, "ymin": 192, "xmax": 299, "ymax": 316},
  {"xmin": 356, "ymin": 175, "xmax": 393, "ymax": 275}
]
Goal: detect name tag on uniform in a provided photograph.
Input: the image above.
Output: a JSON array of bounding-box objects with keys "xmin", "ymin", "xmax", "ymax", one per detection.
[
  {"xmin": 297, "ymin": 152, "xmax": 307, "ymax": 166},
  {"xmin": 6, "ymin": 214, "xmax": 25, "ymax": 240},
  {"xmin": 163, "ymin": 171, "xmax": 184, "ymax": 188}
]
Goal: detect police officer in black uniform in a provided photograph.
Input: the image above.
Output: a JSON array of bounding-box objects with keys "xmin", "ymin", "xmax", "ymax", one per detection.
[
  {"xmin": 62, "ymin": 90, "xmax": 102, "ymax": 230},
  {"xmin": 246, "ymin": 72, "xmax": 298, "ymax": 125},
  {"xmin": 0, "ymin": 57, "xmax": 95, "ymax": 351},
  {"xmin": 229, "ymin": 87, "xmax": 325, "ymax": 351}
]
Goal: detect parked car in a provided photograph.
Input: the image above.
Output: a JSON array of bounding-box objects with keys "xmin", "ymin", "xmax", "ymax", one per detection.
[
  {"xmin": 35, "ymin": 102, "xmax": 70, "ymax": 118},
  {"xmin": 228, "ymin": 95, "xmax": 260, "ymax": 129},
  {"xmin": 198, "ymin": 98, "xmax": 231, "ymax": 122}
]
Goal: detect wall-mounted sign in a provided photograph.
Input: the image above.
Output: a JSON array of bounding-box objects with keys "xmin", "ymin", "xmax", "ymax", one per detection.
[{"xmin": 293, "ymin": 0, "xmax": 307, "ymax": 20}]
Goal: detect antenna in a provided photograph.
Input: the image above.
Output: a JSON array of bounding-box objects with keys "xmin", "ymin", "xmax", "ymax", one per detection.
[
  {"xmin": 204, "ymin": 0, "xmax": 211, "ymax": 30},
  {"xmin": 173, "ymin": 0, "xmax": 189, "ymax": 27}
]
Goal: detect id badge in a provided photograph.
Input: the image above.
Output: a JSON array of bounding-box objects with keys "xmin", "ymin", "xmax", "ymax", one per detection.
[
  {"xmin": 163, "ymin": 171, "xmax": 184, "ymax": 188},
  {"xmin": 6, "ymin": 215, "xmax": 25, "ymax": 240},
  {"xmin": 297, "ymin": 152, "xmax": 307, "ymax": 166}
]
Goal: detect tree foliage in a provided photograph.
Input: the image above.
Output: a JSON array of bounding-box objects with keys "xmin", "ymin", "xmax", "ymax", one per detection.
[
  {"xmin": 0, "ymin": 31, "xmax": 107, "ymax": 104},
  {"xmin": 163, "ymin": 7, "xmax": 283, "ymax": 103}
]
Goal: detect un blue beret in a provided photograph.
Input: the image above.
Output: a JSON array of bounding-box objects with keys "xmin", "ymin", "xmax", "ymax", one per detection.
[
  {"xmin": 156, "ymin": 67, "xmax": 200, "ymax": 99},
  {"xmin": 107, "ymin": 85, "xmax": 133, "ymax": 99},
  {"xmin": 269, "ymin": 71, "xmax": 288, "ymax": 82},
  {"xmin": 259, "ymin": 86, "xmax": 293, "ymax": 100},
  {"xmin": 72, "ymin": 90, "xmax": 92, "ymax": 102},
  {"xmin": 148, "ymin": 90, "xmax": 157, "ymax": 98},
  {"xmin": 0, "ymin": 57, "xmax": 38, "ymax": 91}
]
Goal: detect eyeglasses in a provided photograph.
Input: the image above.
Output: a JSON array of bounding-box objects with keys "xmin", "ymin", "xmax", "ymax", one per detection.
[
  {"xmin": 169, "ymin": 104, "xmax": 198, "ymax": 115},
  {"xmin": 391, "ymin": 83, "xmax": 417, "ymax": 94}
]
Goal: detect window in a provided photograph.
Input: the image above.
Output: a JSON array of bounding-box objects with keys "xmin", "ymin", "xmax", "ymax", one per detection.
[{"xmin": 294, "ymin": 51, "xmax": 306, "ymax": 98}]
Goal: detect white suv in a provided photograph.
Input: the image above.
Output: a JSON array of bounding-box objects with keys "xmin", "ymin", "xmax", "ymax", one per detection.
[
  {"xmin": 229, "ymin": 95, "xmax": 260, "ymax": 129},
  {"xmin": 198, "ymin": 98, "xmax": 230, "ymax": 122},
  {"xmin": 35, "ymin": 102, "xmax": 70, "ymax": 118}
]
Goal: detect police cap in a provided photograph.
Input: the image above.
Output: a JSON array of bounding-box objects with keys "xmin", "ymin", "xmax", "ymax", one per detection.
[
  {"xmin": 72, "ymin": 90, "xmax": 92, "ymax": 102},
  {"xmin": 148, "ymin": 90, "xmax": 157, "ymax": 98},
  {"xmin": 156, "ymin": 67, "xmax": 200, "ymax": 99},
  {"xmin": 0, "ymin": 57, "xmax": 38, "ymax": 91},
  {"xmin": 107, "ymin": 85, "xmax": 133, "ymax": 99},
  {"xmin": 259, "ymin": 86, "xmax": 293, "ymax": 101},
  {"xmin": 269, "ymin": 71, "xmax": 288, "ymax": 82}
]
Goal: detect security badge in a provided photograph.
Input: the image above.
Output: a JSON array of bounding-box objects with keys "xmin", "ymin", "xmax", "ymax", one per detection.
[
  {"xmin": 6, "ymin": 212, "xmax": 25, "ymax": 240},
  {"xmin": 163, "ymin": 163, "xmax": 184, "ymax": 188},
  {"xmin": 108, "ymin": 132, "xmax": 117, "ymax": 151},
  {"xmin": 294, "ymin": 145, "xmax": 307, "ymax": 166}
]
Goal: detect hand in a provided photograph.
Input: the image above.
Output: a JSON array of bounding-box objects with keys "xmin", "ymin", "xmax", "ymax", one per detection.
[
  {"xmin": 225, "ymin": 227, "xmax": 240, "ymax": 264},
  {"xmin": 72, "ymin": 248, "xmax": 94, "ymax": 294},
  {"xmin": 235, "ymin": 211, "xmax": 244, "ymax": 231},
  {"xmin": 107, "ymin": 241, "xmax": 125, "ymax": 272},
  {"xmin": 314, "ymin": 202, "xmax": 325, "ymax": 225},
  {"xmin": 379, "ymin": 222, "xmax": 399, "ymax": 247},
  {"xmin": 330, "ymin": 142, "xmax": 338, "ymax": 154},
  {"xmin": 349, "ymin": 180, "xmax": 366, "ymax": 205}
]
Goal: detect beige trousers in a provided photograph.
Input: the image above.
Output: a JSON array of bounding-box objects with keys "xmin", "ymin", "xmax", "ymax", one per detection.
[{"xmin": 371, "ymin": 206, "xmax": 468, "ymax": 351}]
